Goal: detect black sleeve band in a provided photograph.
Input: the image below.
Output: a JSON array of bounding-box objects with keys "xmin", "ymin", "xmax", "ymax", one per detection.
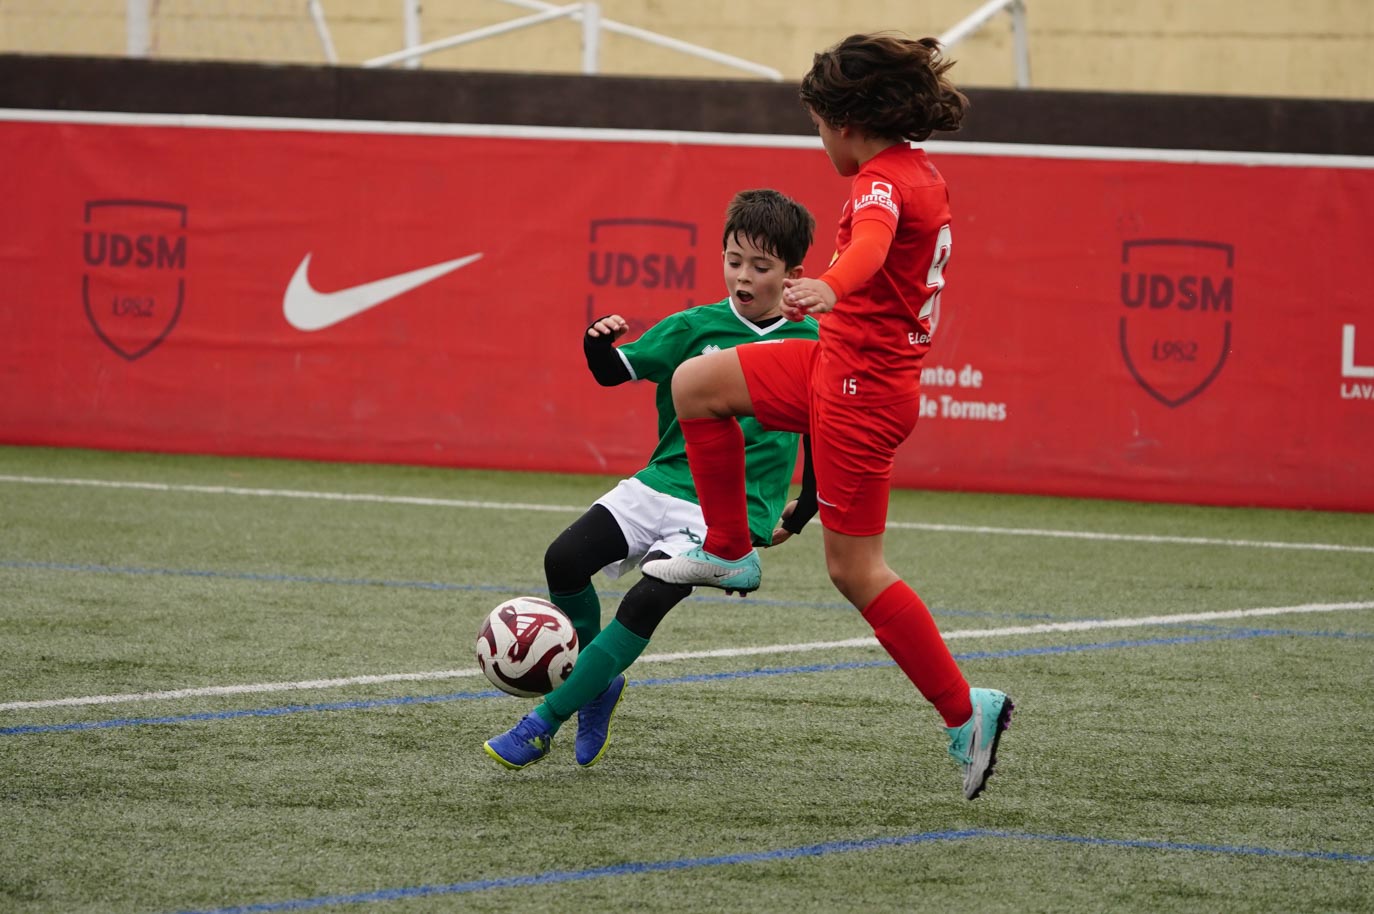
[
  {"xmin": 584, "ymin": 316, "xmax": 632, "ymax": 386},
  {"xmin": 782, "ymin": 434, "xmax": 818, "ymax": 535}
]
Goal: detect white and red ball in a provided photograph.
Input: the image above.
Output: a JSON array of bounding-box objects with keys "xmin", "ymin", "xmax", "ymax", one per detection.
[{"xmin": 475, "ymin": 597, "xmax": 579, "ymax": 697}]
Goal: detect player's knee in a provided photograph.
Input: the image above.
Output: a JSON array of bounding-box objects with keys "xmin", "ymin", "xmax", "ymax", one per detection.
[
  {"xmin": 543, "ymin": 538, "xmax": 587, "ymax": 594},
  {"xmin": 825, "ymin": 559, "xmax": 893, "ymax": 608},
  {"xmin": 671, "ymin": 351, "xmax": 739, "ymax": 418},
  {"xmin": 669, "ymin": 359, "xmax": 712, "ymax": 416},
  {"xmin": 826, "ymin": 566, "xmax": 860, "ymax": 604},
  {"xmin": 617, "ymin": 559, "xmax": 692, "ymax": 639}
]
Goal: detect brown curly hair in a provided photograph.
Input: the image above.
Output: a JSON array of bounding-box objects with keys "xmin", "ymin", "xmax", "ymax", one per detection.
[{"xmin": 800, "ymin": 33, "xmax": 968, "ymax": 142}]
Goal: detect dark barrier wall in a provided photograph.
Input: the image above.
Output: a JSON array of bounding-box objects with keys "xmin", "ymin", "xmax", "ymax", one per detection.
[{"xmin": 3, "ymin": 54, "xmax": 1374, "ymax": 154}]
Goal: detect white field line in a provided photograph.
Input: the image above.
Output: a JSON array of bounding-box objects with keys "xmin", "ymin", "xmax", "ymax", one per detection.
[
  {"xmin": 885, "ymin": 520, "xmax": 1374, "ymax": 553},
  {"xmin": 5, "ymin": 474, "xmax": 1373, "ymax": 554},
  {"xmin": 0, "ymin": 474, "xmax": 583, "ymax": 513},
  {"xmin": 3, "ymin": 600, "xmax": 1370, "ymax": 713}
]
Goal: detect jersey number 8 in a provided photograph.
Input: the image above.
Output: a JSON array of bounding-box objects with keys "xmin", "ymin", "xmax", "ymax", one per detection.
[{"xmin": 920, "ymin": 224, "xmax": 953, "ymax": 327}]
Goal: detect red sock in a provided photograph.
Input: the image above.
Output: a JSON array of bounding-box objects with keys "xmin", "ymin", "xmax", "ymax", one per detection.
[
  {"xmin": 680, "ymin": 416, "xmax": 751, "ymax": 560},
  {"xmin": 861, "ymin": 580, "xmax": 972, "ymax": 727}
]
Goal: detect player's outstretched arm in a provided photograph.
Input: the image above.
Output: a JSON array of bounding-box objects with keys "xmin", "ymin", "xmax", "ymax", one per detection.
[
  {"xmin": 583, "ymin": 314, "xmax": 633, "ymax": 386},
  {"xmin": 783, "ymin": 220, "xmax": 894, "ymax": 318}
]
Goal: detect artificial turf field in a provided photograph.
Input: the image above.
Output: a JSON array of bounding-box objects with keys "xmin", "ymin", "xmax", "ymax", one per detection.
[{"xmin": 2, "ymin": 444, "xmax": 1372, "ymax": 914}]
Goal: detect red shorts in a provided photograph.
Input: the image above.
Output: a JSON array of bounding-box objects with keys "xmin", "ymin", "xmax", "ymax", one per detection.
[{"xmin": 735, "ymin": 339, "xmax": 919, "ymax": 537}]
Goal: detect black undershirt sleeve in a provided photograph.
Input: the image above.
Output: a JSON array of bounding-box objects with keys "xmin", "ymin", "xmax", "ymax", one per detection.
[
  {"xmin": 583, "ymin": 316, "xmax": 632, "ymax": 386},
  {"xmin": 782, "ymin": 434, "xmax": 818, "ymax": 535}
]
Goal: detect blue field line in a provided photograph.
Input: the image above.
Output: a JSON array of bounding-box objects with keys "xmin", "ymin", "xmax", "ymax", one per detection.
[
  {"xmin": 986, "ymin": 830, "xmax": 1374, "ymax": 862},
  {"xmin": 1180, "ymin": 623, "xmax": 1374, "ymax": 640},
  {"xmin": 0, "ymin": 558, "xmax": 1055, "ymax": 620},
  {"xmin": 166, "ymin": 827, "xmax": 1372, "ymax": 914},
  {"xmin": 2, "ymin": 627, "xmax": 1350, "ymax": 738}
]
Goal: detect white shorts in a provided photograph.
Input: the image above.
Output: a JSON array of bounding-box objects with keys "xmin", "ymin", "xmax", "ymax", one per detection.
[{"xmin": 593, "ymin": 477, "xmax": 706, "ymax": 580}]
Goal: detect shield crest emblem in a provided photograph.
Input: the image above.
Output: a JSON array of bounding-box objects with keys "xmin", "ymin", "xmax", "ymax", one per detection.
[
  {"xmin": 1118, "ymin": 239, "xmax": 1233, "ymax": 408},
  {"xmin": 82, "ymin": 199, "xmax": 187, "ymax": 361},
  {"xmin": 586, "ymin": 218, "xmax": 697, "ymax": 336}
]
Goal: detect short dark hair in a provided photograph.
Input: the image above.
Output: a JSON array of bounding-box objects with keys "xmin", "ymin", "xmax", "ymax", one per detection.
[
  {"xmin": 801, "ymin": 33, "xmax": 969, "ymax": 141},
  {"xmin": 721, "ymin": 188, "xmax": 815, "ymax": 269}
]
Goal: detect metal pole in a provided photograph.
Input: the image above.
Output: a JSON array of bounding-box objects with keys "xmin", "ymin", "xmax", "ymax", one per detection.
[
  {"xmin": 126, "ymin": 0, "xmax": 151, "ymax": 57},
  {"xmin": 403, "ymin": 0, "xmax": 422, "ymax": 69},
  {"xmin": 581, "ymin": 2, "xmax": 600, "ymax": 74},
  {"xmin": 1011, "ymin": 0, "xmax": 1031, "ymax": 88},
  {"xmin": 938, "ymin": 0, "xmax": 1013, "ymax": 50},
  {"xmin": 308, "ymin": 0, "xmax": 339, "ymax": 63}
]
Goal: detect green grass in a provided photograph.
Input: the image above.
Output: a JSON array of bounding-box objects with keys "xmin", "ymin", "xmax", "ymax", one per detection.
[{"xmin": 2, "ymin": 445, "xmax": 1372, "ymax": 914}]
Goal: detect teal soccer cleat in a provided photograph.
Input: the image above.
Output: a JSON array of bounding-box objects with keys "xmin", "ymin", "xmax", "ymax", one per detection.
[
  {"xmin": 641, "ymin": 546, "xmax": 761, "ymax": 595},
  {"xmin": 945, "ymin": 687, "xmax": 1014, "ymax": 800},
  {"xmin": 484, "ymin": 712, "xmax": 553, "ymax": 770},
  {"xmin": 575, "ymin": 674, "xmax": 627, "ymax": 768}
]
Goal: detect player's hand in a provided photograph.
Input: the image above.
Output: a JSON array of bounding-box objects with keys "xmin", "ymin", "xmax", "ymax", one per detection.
[
  {"xmin": 587, "ymin": 314, "xmax": 630, "ymax": 340},
  {"xmin": 770, "ymin": 499, "xmax": 799, "ymax": 546},
  {"xmin": 782, "ymin": 277, "xmax": 837, "ymax": 319}
]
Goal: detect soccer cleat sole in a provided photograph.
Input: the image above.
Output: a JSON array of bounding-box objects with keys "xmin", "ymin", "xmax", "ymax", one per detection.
[
  {"xmin": 482, "ymin": 741, "xmax": 547, "ymax": 771},
  {"xmin": 641, "ymin": 550, "xmax": 761, "ymax": 594},
  {"xmin": 646, "ymin": 573, "xmax": 758, "ymax": 594},
  {"xmin": 966, "ymin": 697, "xmax": 1014, "ymax": 801}
]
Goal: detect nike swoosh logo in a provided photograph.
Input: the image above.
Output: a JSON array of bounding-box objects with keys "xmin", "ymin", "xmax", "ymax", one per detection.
[
  {"xmin": 283, "ymin": 252, "xmax": 483, "ymax": 331},
  {"xmin": 680, "ymin": 558, "xmax": 740, "ymax": 580}
]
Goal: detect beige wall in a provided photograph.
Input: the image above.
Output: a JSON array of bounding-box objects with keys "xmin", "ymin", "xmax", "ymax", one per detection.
[{"xmin": 3, "ymin": 0, "xmax": 1371, "ymax": 99}]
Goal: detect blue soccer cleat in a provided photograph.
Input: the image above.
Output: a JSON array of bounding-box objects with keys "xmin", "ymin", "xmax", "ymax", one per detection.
[
  {"xmin": 945, "ymin": 687, "xmax": 1014, "ymax": 800},
  {"xmin": 575, "ymin": 674, "xmax": 627, "ymax": 768},
  {"xmin": 484, "ymin": 711, "xmax": 553, "ymax": 770},
  {"xmin": 641, "ymin": 546, "xmax": 761, "ymax": 595}
]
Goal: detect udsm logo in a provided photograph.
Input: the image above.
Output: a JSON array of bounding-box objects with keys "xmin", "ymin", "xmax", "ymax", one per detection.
[
  {"xmin": 1118, "ymin": 238, "xmax": 1233, "ymax": 408},
  {"xmin": 82, "ymin": 199, "xmax": 188, "ymax": 360},
  {"xmin": 586, "ymin": 218, "xmax": 697, "ymax": 331}
]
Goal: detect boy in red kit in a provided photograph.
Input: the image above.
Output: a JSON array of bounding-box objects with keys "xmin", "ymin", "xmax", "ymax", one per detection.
[{"xmin": 643, "ymin": 33, "xmax": 1013, "ymax": 800}]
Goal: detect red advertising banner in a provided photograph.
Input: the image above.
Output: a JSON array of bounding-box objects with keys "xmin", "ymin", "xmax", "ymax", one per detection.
[{"xmin": 1, "ymin": 114, "xmax": 1371, "ymax": 511}]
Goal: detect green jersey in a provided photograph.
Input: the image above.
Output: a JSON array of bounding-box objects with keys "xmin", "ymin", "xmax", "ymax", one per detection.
[{"xmin": 617, "ymin": 299, "xmax": 820, "ymax": 545}]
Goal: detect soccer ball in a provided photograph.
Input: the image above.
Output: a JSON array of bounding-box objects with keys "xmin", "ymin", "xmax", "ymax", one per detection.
[{"xmin": 475, "ymin": 597, "xmax": 580, "ymax": 697}]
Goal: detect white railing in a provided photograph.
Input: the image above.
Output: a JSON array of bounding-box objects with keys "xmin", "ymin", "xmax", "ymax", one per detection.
[
  {"xmin": 938, "ymin": 0, "xmax": 1031, "ymax": 88},
  {"xmin": 364, "ymin": 0, "xmax": 782, "ymax": 79},
  {"xmin": 309, "ymin": 0, "xmax": 338, "ymax": 65},
  {"xmin": 125, "ymin": 0, "xmax": 340, "ymax": 63},
  {"xmin": 123, "ymin": 1, "xmax": 1020, "ymax": 87},
  {"xmin": 364, "ymin": 2, "xmax": 597, "ymax": 71}
]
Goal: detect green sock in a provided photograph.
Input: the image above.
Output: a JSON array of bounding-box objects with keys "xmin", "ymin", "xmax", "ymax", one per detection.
[
  {"xmin": 550, "ymin": 583, "xmax": 602, "ymax": 649},
  {"xmin": 535, "ymin": 620, "xmax": 650, "ymax": 731}
]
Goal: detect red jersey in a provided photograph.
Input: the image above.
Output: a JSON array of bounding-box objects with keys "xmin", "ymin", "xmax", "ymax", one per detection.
[{"xmin": 816, "ymin": 144, "xmax": 952, "ymax": 405}]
